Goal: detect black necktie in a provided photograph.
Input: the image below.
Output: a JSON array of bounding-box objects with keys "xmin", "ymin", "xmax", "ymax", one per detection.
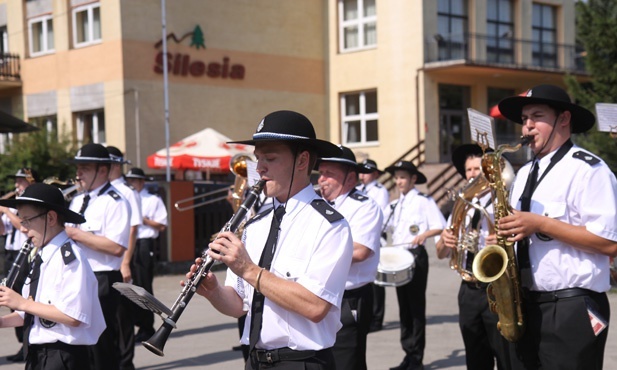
[
  {"xmin": 248, "ymin": 206, "xmax": 285, "ymax": 353},
  {"xmin": 78, "ymin": 194, "xmax": 91, "ymax": 216},
  {"xmin": 518, "ymin": 162, "xmax": 539, "ymax": 285},
  {"xmin": 22, "ymin": 253, "xmax": 43, "ymax": 359}
]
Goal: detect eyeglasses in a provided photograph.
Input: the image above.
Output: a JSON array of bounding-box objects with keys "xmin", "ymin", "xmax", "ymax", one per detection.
[{"xmin": 19, "ymin": 212, "xmax": 48, "ymax": 228}]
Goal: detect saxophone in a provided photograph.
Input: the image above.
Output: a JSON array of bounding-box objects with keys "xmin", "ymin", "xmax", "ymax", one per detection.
[
  {"xmin": 472, "ymin": 136, "xmax": 531, "ymax": 342},
  {"xmin": 448, "ymin": 174, "xmax": 491, "ymax": 282}
]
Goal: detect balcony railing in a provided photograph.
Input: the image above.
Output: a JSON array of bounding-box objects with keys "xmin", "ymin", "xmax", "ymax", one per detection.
[
  {"xmin": 425, "ymin": 33, "xmax": 586, "ymax": 73},
  {"xmin": 0, "ymin": 53, "xmax": 21, "ymax": 80}
]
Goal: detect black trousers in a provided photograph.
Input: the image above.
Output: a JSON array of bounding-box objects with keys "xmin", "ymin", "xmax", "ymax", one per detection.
[
  {"xmin": 371, "ymin": 283, "xmax": 385, "ymax": 329},
  {"xmin": 508, "ymin": 291, "xmax": 610, "ymax": 370},
  {"xmin": 89, "ymin": 270, "xmax": 121, "ymax": 370},
  {"xmin": 5, "ymin": 249, "xmax": 24, "ymax": 345},
  {"xmin": 332, "ymin": 283, "xmax": 373, "ymax": 370},
  {"xmin": 132, "ymin": 238, "xmax": 156, "ymax": 334},
  {"xmin": 117, "ymin": 295, "xmax": 135, "ymax": 370},
  {"xmin": 395, "ymin": 246, "xmax": 428, "ymax": 367},
  {"xmin": 458, "ymin": 281, "xmax": 509, "ymax": 370},
  {"xmin": 246, "ymin": 348, "xmax": 335, "ymax": 370},
  {"xmin": 27, "ymin": 342, "xmax": 89, "ymax": 370}
]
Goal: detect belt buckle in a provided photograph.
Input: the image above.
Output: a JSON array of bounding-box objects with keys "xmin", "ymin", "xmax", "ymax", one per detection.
[{"xmin": 266, "ymin": 351, "xmax": 274, "ymax": 363}]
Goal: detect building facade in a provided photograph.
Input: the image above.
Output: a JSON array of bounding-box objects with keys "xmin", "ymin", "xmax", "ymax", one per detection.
[{"xmin": 0, "ymin": 0, "xmax": 585, "ymax": 173}]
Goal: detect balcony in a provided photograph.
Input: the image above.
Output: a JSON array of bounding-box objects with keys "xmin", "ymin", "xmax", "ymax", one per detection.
[
  {"xmin": 425, "ymin": 33, "xmax": 586, "ymax": 74},
  {"xmin": 0, "ymin": 53, "xmax": 21, "ymax": 83}
]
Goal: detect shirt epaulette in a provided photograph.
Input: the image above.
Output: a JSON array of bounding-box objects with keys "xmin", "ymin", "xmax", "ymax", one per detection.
[
  {"xmin": 375, "ymin": 182, "xmax": 383, "ymax": 188},
  {"xmin": 61, "ymin": 242, "xmax": 77, "ymax": 265},
  {"xmin": 418, "ymin": 192, "xmax": 428, "ymax": 197},
  {"xmin": 107, "ymin": 190, "xmax": 122, "ymax": 201},
  {"xmin": 572, "ymin": 151, "xmax": 600, "ymax": 166},
  {"xmin": 311, "ymin": 199, "xmax": 344, "ymax": 223},
  {"xmin": 349, "ymin": 192, "xmax": 369, "ymax": 202},
  {"xmin": 244, "ymin": 207, "xmax": 274, "ymax": 228}
]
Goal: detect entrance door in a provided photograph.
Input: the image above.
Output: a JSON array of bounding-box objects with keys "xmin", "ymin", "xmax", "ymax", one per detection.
[{"xmin": 439, "ymin": 110, "xmax": 467, "ymax": 163}]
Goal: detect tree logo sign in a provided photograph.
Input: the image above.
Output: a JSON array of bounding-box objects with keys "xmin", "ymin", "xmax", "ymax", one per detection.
[{"xmin": 154, "ymin": 25, "xmax": 206, "ymax": 49}]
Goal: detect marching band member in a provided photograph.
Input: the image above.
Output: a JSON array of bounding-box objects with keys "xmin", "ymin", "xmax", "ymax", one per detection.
[
  {"xmin": 0, "ymin": 183, "xmax": 105, "ymax": 369},
  {"xmin": 318, "ymin": 146, "xmax": 383, "ymax": 370},
  {"xmin": 187, "ymin": 110, "xmax": 353, "ymax": 369},
  {"xmin": 435, "ymin": 144, "xmax": 508, "ymax": 370},
  {"xmin": 497, "ymin": 85, "xmax": 617, "ymax": 370},
  {"xmin": 383, "ymin": 161, "xmax": 445, "ymax": 370}
]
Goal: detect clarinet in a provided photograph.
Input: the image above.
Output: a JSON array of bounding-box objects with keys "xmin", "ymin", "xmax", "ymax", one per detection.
[
  {"xmin": 142, "ymin": 180, "xmax": 266, "ymax": 356},
  {"xmin": 1, "ymin": 238, "xmax": 34, "ymax": 289}
]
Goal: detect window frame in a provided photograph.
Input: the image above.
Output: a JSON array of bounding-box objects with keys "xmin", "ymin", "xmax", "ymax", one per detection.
[
  {"xmin": 436, "ymin": 0, "xmax": 469, "ymax": 61},
  {"xmin": 28, "ymin": 14, "xmax": 55, "ymax": 57},
  {"xmin": 75, "ymin": 109, "xmax": 105, "ymax": 146},
  {"xmin": 72, "ymin": 2, "xmax": 102, "ymax": 48},
  {"xmin": 340, "ymin": 90, "xmax": 379, "ymax": 147},
  {"xmin": 338, "ymin": 0, "xmax": 377, "ymax": 53},
  {"xmin": 531, "ymin": 3, "xmax": 557, "ymax": 68},
  {"xmin": 486, "ymin": 0, "xmax": 514, "ymax": 64}
]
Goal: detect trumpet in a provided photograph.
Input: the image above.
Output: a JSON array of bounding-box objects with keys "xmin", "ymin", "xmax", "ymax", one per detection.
[
  {"xmin": 174, "ymin": 153, "xmax": 255, "ymax": 212},
  {"xmin": 43, "ymin": 177, "xmax": 81, "ymax": 201},
  {"xmin": 142, "ymin": 179, "xmax": 266, "ymax": 356}
]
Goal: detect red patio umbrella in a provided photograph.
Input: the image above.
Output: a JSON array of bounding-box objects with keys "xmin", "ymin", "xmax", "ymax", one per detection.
[{"xmin": 489, "ymin": 90, "xmax": 529, "ymax": 120}]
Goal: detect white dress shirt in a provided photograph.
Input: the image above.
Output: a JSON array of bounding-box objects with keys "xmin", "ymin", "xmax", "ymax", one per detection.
[
  {"xmin": 69, "ymin": 182, "xmax": 130, "ymax": 271},
  {"xmin": 225, "ymin": 184, "xmax": 353, "ymax": 350},
  {"xmin": 137, "ymin": 188, "xmax": 168, "ymax": 239},
  {"xmin": 19, "ymin": 231, "xmax": 106, "ymax": 345},
  {"xmin": 509, "ymin": 144, "xmax": 617, "ymax": 293}
]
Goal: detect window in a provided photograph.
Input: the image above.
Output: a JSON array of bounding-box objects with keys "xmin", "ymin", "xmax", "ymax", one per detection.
[
  {"xmin": 487, "ymin": 0, "xmax": 514, "ymax": 64},
  {"xmin": 73, "ymin": 2, "xmax": 101, "ymax": 47},
  {"xmin": 0, "ymin": 26, "xmax": 8, "ymax": 54},
  {"xmin": 28, "ymin": 15, "xmax": 54, "ymax": 56},
  {"xmin": 341, "ymin": 90, "xmax": 378, "ymax": 145},
  {"xmin": 339, "ymin": 0, "xmax": 377, "ymax": 52},
  {"xmin": 29, "ymin": 116, "xmax": 58, "ymax": 143},
  {"xmin": 532, "ymin": 3, "xmax": 557, "ymax": 68},
  {"xmin": 75, "ymin": 110, "xmax": 105, "ymax": 146},
  {"xmin": 437, "ymin": 0, "xmax": 469, "ymax": 60}
]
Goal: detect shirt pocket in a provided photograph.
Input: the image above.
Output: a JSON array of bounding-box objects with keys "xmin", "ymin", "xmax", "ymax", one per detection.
[
  {"xmin": 82, "ymin": 220, "xmax": 102, "ymax": 233},
  {"xmin": 271, "ymin": 256, "xmax": 307, "ymax": 282},
  {"xmin": 535, "ymin": 201, "xmax": 567, "ymax": 220}
]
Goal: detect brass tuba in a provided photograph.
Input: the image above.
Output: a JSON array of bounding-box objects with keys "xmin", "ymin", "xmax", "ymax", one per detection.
[
  {"xmin": 448, "ymin": 174, "xmax": 491, "ymax": 282},
  {"xmin": 471, "ymin": 136, "xmax": 531, "ymax": 342}
]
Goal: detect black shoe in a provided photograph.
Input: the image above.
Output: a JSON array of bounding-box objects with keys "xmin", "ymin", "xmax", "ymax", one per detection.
[
  {"xmin": 6, "ymin": 346, "xmax": 24, "ymax": 362},
  {"xmin": 389, "ymin": 357, "xmax": 410, "ymax": 370},
  {"xmin": 231, "ymin": 345, "xmax": 243, "ymax": 351}
]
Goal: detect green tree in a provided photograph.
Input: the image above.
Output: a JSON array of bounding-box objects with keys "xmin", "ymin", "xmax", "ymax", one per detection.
[
  {"xmin": 190, "ymin": 25, "xmax": 206, "ymax": 49},
  {"xmin": 566, "ymin": 0, "xmax": 617, "ymax": 173},
  {"xmin": 0, "ymin": 123, "xmax": 77, "ymax": 193}
]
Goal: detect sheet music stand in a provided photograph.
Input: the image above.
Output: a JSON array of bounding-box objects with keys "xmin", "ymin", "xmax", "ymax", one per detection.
[{"xmin": 113, "ymin": 282, "xmax": 174, "ymax": 324}]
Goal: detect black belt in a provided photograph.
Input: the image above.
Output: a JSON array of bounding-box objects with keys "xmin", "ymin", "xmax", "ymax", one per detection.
[
  {"xmin": 29, "ymin": 341, "xmax": 86, "ymax": 353},
  {"xmin": 251, "ymin": 347, "xmax": 320, "ymax": 364},
  {"xmin": 524, "ymin": 287, "xmax": 600, "ymax": 303},
  {"xmin": 343, "ymin": 283, "xmax": 371, "ymax": 298},
  {"xmin": 462, "ymin": 280, "xmax": 489, "ymax": 290}
]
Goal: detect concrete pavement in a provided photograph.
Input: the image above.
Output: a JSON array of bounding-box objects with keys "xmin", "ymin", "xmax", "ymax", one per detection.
[{"xmin": 1, "ymin": 242, "xmax": 616, "ymax": 369}]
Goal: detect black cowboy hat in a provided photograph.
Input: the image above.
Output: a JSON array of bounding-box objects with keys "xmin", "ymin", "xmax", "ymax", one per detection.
[
  {"xmin": 451, "ymin": 144, "xmax": 494, "ymax": 179},
  {"xmin": 317, "ymin": 145, "xmax": 373, "ymax": 174},
  {"xmin": 65, "ymin": 143, "xmax": 114, "ymax": 164},
  {"xmin": 498, "ymin": 84, "xmax": 595, "ymax": 134},
  {"xmin": 359, "ymin": 159, "xmax": 384, "ymax": 175},
  {"xmin": 7, "ymin": 167, "xmax": 40, "ymax": 183},
  {"xmin": 0, "ymin": 183, "xmax": 86, "ymax": 224},
  {"xmin": 125, "ymin": 167, "xmax": 147, "ymax": 180},
  {"xmin": 229, "ymin": 110, "xmax": 342, "ymax": 158},
  {"xmin": 384, "ymin": 161, "xmax": 427, "ymax": 184},
  {"xmin": 107, "ymin": 146, "xmax": 132, "ymax": 165}
]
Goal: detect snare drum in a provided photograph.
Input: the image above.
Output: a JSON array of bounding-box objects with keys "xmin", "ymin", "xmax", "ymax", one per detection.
[{"xmin": 374, "ymin": 247, "xmax": 415, "ymax": 287}]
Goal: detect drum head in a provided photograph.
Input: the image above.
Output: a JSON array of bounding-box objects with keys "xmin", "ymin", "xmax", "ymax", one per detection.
[{"xmin": 378, "ymin": 247, "xmax": 415, "ymax": 272}]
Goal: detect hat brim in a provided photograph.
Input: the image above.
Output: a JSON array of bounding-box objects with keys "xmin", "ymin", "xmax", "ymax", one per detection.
[
  {"xmin": 384, "ymin": 165, "xmax": 427, "ymax": 184},
  {"xmin": 452, "ymin": 144, "xmax": 485, "ymax": 179},
  {"xmin": 229, "ymin": 137, "xmax": 342, "ymax": 158},
  {"xmin": 65, "ymin": 158, "xmax": 115, "ymax": 164},
  {"xmin": 498, "ymin": 96, "xmax": 595, "ymax": 134},
  {"xmin": 0, "ymin": 198, "xmax": 86, "ymax": 224},
  {"xmin": 317, "ymin": 158, "xmax": 373, "ymax": 174}
]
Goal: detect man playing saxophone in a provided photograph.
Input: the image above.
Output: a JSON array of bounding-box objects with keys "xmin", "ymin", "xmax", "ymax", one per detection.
[
  {"xmin": 435, "ymin": 144, "xmax": 509, "ymax": 370},
  {"xmin": 496, "ymin": 85, "xmax": 617, "ymax": 370}
]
